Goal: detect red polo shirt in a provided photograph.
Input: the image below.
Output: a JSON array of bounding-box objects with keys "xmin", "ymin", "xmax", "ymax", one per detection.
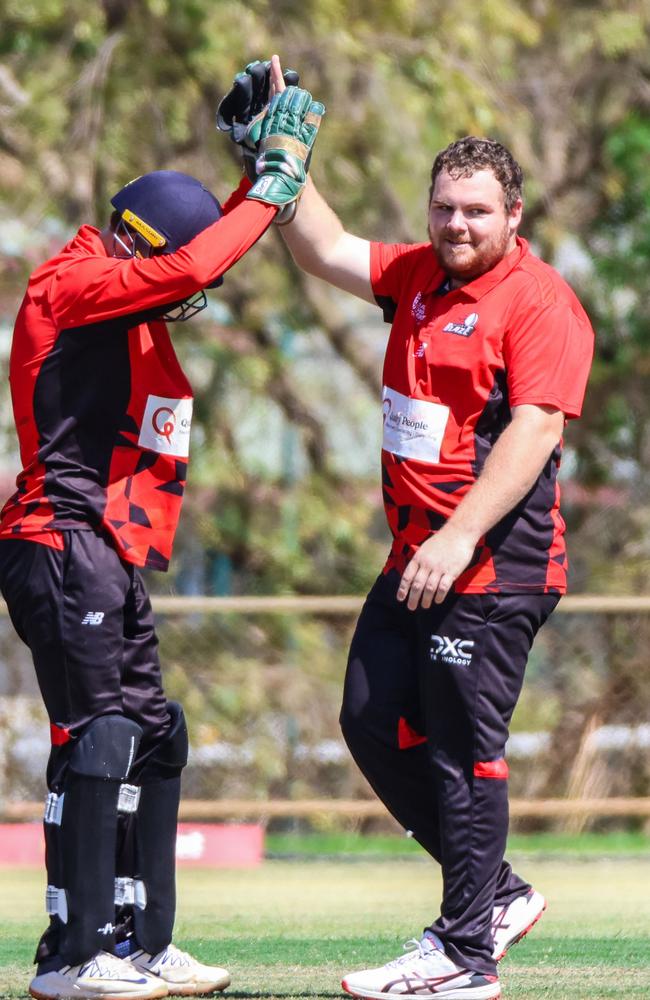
[{"xmin": 371, "ymin": 236, "xmax": 594, "ymax": 593}]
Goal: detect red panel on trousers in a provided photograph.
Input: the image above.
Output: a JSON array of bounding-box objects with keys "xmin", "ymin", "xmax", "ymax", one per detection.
[
  {"xmin": 398, "ymin": 716, "xmax": 427, "ymax": 749},
  {"xmin": 50, "ymin": 723, "xmax": 71, "ymax": 746},
  {"xmin": 473, "ymin": 758, "xmax": 509, "ymax": 779}
]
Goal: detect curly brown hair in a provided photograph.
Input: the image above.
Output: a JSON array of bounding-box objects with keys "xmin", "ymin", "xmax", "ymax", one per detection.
[{"xmin": 429, "ymin": 136, "xmax": 523, "ymax": 212}]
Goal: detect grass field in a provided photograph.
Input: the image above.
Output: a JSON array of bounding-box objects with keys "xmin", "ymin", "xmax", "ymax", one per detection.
[{"xmin": 2, "ymin": 852, "xmax": 650, "ymax": 999}]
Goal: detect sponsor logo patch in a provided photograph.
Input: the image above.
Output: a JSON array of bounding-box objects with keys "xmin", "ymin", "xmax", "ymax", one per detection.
[
  {"xmin": 411, "ymin": 290, "xmax": 427, "ymax": 324},
  {"xmin": 443, "ymin": 312, "xmax": 479, "ymax": 337},
  {"xmin": 430, "ymin": 634, "xmax": 475, "ymax": 665},
  {"xmin": 252, "ymin": 175, "xmax": 273, "ymax": 197},
  {"xmin": 382, "ymin": 386, "xmax": 449, "ymax": 464},
  {"xmin": 81, "ymin": 611, "xmax": 105, "ymax": 626},
  {"xmin": 139, "ymin": 394, "xmax": 193, "ymax": 457}
]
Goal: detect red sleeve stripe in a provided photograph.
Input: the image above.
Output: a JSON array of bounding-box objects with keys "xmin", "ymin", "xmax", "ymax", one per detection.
[{"xmin": 474, "ymin": 758, "xmax": 509, "ymax": 779}]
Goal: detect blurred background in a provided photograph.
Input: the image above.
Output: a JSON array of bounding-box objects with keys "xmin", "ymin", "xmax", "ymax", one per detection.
[{"xmin": 0, "ymin": 0, "xmax": 649, "ymax": 833}]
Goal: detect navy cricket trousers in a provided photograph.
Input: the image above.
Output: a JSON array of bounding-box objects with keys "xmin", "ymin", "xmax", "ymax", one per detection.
[{"xmin": 340, "ymin": 569, "xmax": 558, "ymax": 975}]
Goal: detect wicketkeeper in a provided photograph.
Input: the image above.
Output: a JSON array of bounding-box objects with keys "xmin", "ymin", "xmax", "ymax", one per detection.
[{"xmin": 0, "ymin": 70, "xmax": 324, "ymax": 1000}]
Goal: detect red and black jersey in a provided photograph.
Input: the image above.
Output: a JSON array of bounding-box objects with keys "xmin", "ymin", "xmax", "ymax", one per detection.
[
  {"xmin": 371, "ymin": 236, "xmax": 594, "ymax": 594},
  {"xmin": 0, "ymin": 179, "xmax": 275, "ymax": 570}
]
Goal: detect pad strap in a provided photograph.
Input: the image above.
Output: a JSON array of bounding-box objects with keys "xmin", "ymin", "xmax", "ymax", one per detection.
[
  {"xmin": 118, "ymin": 784, "xmax": 141, "ymax": 814},
  {"xmin": 45, "ymin": 886, "xmax": 68, "ymax": 923},
  {"xmin": 115, "ymin": 877, "xmax": 147, "ymax": 910},
  {"xmin": 44, "ymin": 791, "xmax": 64, "ymax": 826}
]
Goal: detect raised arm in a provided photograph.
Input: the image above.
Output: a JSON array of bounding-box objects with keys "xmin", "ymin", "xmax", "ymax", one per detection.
[
  {"xmin": 267, "ymin": 55, "xmax": 374, "ymax": 304},
  {"xmin": 280, "ymin": 178, "xmax": 374, "ymax": 303}
]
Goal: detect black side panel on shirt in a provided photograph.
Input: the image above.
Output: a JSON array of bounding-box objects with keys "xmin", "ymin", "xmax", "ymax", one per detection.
[
  {"xmin": 34, "ymin": 318, "xmax": 131, "ymax": 527},
  {"xmin": 470, "ymin": 369, "xmax": 510, "ymax": 479},
  {"xmin": 486, "ymin": 445, "xmax": 560, "ymax": 590},
  {"xmin": 471, "ymin": 369, "xmax": 559, "ymax": 590},
  {"xmin": 375, "ymin": 294, "xmax": 397, "ymax": 324}
]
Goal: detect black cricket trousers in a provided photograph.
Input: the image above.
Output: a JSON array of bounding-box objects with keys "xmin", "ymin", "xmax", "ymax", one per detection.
[{"xmin": 340, "ymin": 569, "xmax": 558, "ymax": 975}]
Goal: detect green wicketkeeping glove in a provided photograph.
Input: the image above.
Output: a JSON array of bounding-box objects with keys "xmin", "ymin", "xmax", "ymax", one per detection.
[{"xmin": 246, "ymin": 86, "xmax": 325, "ymax": 210}]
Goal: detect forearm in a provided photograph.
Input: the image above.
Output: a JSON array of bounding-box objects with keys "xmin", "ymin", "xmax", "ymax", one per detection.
[
  {"xmin": 395, "ymin": 405, "xmax": 565, "ymax": 609},
  {"xmin": 280, "ymin": 178, "xmax": 374, "ymax": 301},
  {"xmin": 281, "ymin": 178, "xmax": 345, "ymax": 272}
]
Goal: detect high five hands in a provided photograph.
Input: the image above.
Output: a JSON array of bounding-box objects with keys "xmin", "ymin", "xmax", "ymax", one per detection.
[{"xmin": 217, "ymin": 55, "xmax": 325, "ymax": 215}]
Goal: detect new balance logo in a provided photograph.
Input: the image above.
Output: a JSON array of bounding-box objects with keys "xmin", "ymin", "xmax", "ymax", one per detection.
[
  {"xmin": 430, "ymin": 634, "xmax": 475, "ymax": 665},
  {"xmin": 443, "ymin": 312, "xmax": 479, "ymax": 337},
  {"xmin": 96, "ymin": 922, "xmax": 115, "ymax": 935},
  {"xmin": 81, "ymin": 611, "xmax": 105, "ymax": 626}
]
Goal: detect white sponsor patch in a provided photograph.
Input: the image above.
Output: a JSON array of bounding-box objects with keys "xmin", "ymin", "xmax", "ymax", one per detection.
[
  {"xmin": 382, "ymin": 386, "xmax": 449, "ymax": 463},
  {"xmin": 139, "ymin": 395, "xmax": 193, "ymax": 457},
  {"xmin": 252, "ymin": 174, "xmax": 274, "ymax": 197},
  {"xmin": 430, "ymin": 634, "xmax": 475, "ymax": 665}
]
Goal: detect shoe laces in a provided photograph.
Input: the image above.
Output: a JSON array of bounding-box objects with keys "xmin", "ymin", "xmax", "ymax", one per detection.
[
  {"xmin": 79, "ymin": 952, "xmax": 133, "ymax": 979},
  {"xmin": 156, "ymin": 944, "xmax": 193, "ymax": 968},
  {"xmin": 386, "ymin": 936, "xmax": 438, "ymax": 968}
]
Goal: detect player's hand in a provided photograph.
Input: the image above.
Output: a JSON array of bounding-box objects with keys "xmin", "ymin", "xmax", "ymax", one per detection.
[
  {"xmin": 246, "ymin": 86, "xmax": 325, "ymax": 210},
  {"xmin": 269, "ymin": 54, "xmax": 288, "ymax": 98},
  {"xmin": 217, "ymin": 59, "xmax": 299, "ymax": 180},
  {"xmin": 397, "ymin": 529, "xmax": 476, "ymax": 611}
]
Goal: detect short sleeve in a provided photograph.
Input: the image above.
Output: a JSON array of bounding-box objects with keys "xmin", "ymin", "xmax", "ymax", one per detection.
[
  {"xmin": 503, "ymin": 299, "xmax": 594, "ymax": 419},
  {"xmin": 370, "ymin": 242, "xmax": 428, "ymax": 324}
]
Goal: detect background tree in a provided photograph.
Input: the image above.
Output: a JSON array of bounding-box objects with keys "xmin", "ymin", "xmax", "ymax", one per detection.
[{"xmin": 1, "ymin": 0, "xmax": 650, "ymax": 810}]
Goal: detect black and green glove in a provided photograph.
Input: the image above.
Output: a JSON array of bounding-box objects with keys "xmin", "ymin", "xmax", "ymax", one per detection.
[
  {"xmin": 246, "ymin": 86, "xmax": 325, "ymax": 211},
  {"xmin": 216, "ymin": 60, "xmax": 300, "ymax": 180}
]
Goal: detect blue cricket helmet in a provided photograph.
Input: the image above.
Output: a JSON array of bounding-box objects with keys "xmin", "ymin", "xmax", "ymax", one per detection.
[
  {"xmin": 111, "ymin": 170, "xmax": 223, "ymax": 252},
  {"xmin": 110, "ymin": 171, "xmax": 224, "ymax": 317}
]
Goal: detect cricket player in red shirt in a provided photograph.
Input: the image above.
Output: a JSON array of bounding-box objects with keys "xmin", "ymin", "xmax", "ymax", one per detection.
[
  {"xmin": 0, "ymin": 80, "xmax": 323, "ymax": 1000},
  {"xmin": 271, "ymin": 55, "xmax": 594, "ymax": 1000}
]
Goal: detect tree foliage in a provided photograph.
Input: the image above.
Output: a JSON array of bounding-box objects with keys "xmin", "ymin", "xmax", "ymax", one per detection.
[
  {"xmin": 2, "ymin": 1, "xmax": 650, "ymax": 807},
  {"xmin": 0, "ymin": 0, "xmax": 649, "ymax": 596}
]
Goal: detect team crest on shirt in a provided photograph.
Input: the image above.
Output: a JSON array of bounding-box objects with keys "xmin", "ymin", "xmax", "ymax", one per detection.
[
  {"xmin": 411, "ymin": 291, "xmax": 427, "ymax": 325},
  {"xmin": 443, "ymin": 312, "xmax": 479, "ymax": 337}
]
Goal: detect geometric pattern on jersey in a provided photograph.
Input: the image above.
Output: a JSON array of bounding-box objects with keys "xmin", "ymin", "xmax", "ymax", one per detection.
[{"xmin": 371, "ymin": 236, "xmax": 594, "ymax": 594}]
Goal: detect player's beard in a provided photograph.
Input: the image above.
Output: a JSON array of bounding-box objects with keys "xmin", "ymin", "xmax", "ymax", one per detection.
[{"xmin": 429, "ymin": 220, "xmax": 514, "ymax": 285}]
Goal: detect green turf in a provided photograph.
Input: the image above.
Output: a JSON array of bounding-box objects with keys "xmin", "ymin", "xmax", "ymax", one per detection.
[
  {"xmin": 2, "ymin": 858, "xmax": 650, "ymax": 998},
  {"xmin": 266, "ymin": 828, "xmax": 650, "ymax": 858}
]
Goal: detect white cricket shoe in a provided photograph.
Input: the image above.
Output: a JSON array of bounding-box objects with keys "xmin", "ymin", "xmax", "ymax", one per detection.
[
  {"xmin": 341, "ymin": 933, "xmax": 501, "ymax": 1000},
  {"xmin": 29, "ymin": 950, "xmax": 168, "ymax": 1000},
  {"xmin": 492, "ymin": 888, "xmax": 546, "ymax": 960},
  {"xmin": 128, "ymin": 944, "xmax": 230, "ymax": 996}
]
